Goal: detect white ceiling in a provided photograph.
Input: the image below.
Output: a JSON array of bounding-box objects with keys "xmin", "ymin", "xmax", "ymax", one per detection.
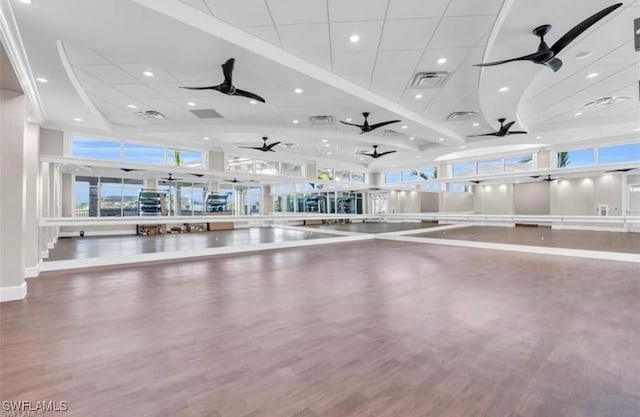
[{"xmin": 3, "ymin": 0, "xmax": 638, "ymax": 171}]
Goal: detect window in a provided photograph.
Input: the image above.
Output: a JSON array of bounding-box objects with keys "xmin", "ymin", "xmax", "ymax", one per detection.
[
  {"xmin": 504, "ymin": 155, "xmax": 534, "ymax": 172},
  {"xmin": 122, "ymin": 179, "xmax": 143, "ymax": 216},
  {"xmin": 452, "ymin": 162, "xmax": 476, "ymax": 177},
  {"xmin": 74, "ymin": 176, "xmax": 97, "ymax": 217},
  {"xmin": 255, "ymin": 160, "xmax": 279, "ymax": 175},
  {"xmin": 598, "ymin": 142, "xmax": 640, "ymax": 164},
  {"xmin": 335, "ymin": 170, "xmax": 351, "ymax": 182},
  {"xmin": 477, "ymin": 159, "xmax": 503, "ymax": 175},
  {"xmin": 124, "ymin": 143, "xmax": 165, "ymax": 164},
  {"xmin": 245, "ymin": 187, "xmax": 261, "ymax": 215},
  {"xmin": 72, "ymin": 137, "xmax": 121, "ymax": 160},
  {"xmin": 449, "ymin": 183, "xmax": 469, "ymax": 192},
  {"xmin": 219, "ymin": 185, "xmax": 236, "ymax": 214},
  {"xmin": 227, "ymin": 156, "xmax": 253, "ymax": 173},
  {"xmin": 558, "ymin": 148, "xmax": 594, "ymax": 168},
  {"xmin": 401, "ymin": 170, "xmax": 420, "ymax": 182},
  {"xmin": 169, "ymin": 149, "xmax": 202, "ymax": 167},
  {"xmin": 281, "ymin": 162, "xmax": 302, "ymax": 177},
  {"xmin": 351, "ymin": 172, "xmax": 365, "ymax": 184},
  {"xmin": 99, "ymin": 178, "xmax": 124, "ymax": 217},
  {"xmin": 384, "ymin": 171, "xmax": 401, "ymax": 184},
  {"xmin": 317, "ymin": 167, "xmax": 333, "ymax": 181},
  {"xmin": 421, "ymin": 182, "xmax": 442, "ymax": 192}
]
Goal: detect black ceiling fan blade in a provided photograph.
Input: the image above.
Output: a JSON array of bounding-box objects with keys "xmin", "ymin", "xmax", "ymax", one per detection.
[
  {"xmin": 377, "ymin": 150, "xmax": 397, "ymax": 157},
  {"xmin": 607, "ymin": 168, "xmax": 636, "ymax": 173},
  {"xmin": 469, "ymin": 132, "xmax": 500, "ymax": 137},
  {"xmin": 340, "ymin": 121, "xmax": 364, "ymax": 128},
  {"xmin": 474, "ymin": 50, "xmax": 553, "ymax": 67},
  {"xmin": 368, "ymin": 120, "xmax": 402, "ymax": 131},
  {"xmin": 190, "ymin": 173, "xmax": 205, "ymax": 177},
  {"xmin": 238, "ymin": 146, "xmax": 264, "ymax": 150},
  {"xmin": 506, "ymin": 131, "xmax": 528, "ymax": 135},
  {"xmin": 221, "ymin": 58, "xmax": 235, "ymax": 85},
  {"xmin": 360, "ymin": 153, "xmax": 375, "ymax": 158},
  {"xmin": 550, "ymin": 3, "xmax": 622, "ymax": 56},
  {"xmin": 265, "ymin": 141, "xmax": 281, "ymax": 150},
  {"xmin": 180, "ymin": 86, "xmax": 216, "ymax": 90},
  {"xmin": 470, "ymin": 180, "xmax": 485, "ymax": 184},
  {"xmin": 503, "ymin": 121, "xmax": 516, "ymax": 131},
  {"xmin": 543, "ymin": 57, "xmax": 563, "ymax": 72},
  {"xmin": 233, "ymin": 88, "xmax": 266, "ymax": 103},
  {"xmin": 120, "ymin": 168, "xmax": 142, "ymax": 172}
]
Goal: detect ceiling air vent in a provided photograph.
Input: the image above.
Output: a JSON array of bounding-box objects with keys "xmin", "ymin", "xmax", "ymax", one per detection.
[
  {"xmin": 279, "ymin": 143, "xmax": 298, "ymax": 149},
  {"xmin": 309, "ymin": 115, "xmax": 334, "ymax": 125},
  {"xmin": 446, "ymin": 111, "xmax": 477, "ymax": 121},
  {"xmin": 136, "ymin": 110, "xmax": 166, "ymax": 120},
  {"xmin": 409, "ymin": 71, "xmax": 450, "ymax": 88},
  {"xmin": 190, "ymin": 109, "xmax": 222, "ymax": 119},
  {"xmin": 583, "ymin": 96, "xmax": 631, "ymax": 108},
  {"xmin": 383, "ymin": 129, "xmax": 403, "ymax": 137}
]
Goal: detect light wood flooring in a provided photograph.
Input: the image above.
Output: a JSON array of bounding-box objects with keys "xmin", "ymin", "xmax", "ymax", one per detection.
[{"xmin": 2, "ymin": 240, "xmax": 639, "ymax": 416}]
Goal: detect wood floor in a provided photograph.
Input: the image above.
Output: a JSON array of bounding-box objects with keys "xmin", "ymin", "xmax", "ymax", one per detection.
[
  {"xmin": 417, "ymin": 225, "xmax": 640, "ymax": 253},
  {"xmin": 47, "ymin": 227, "xmax": 334, "ymax": 261},
  {"xmin": 2, "ymin": 240, "xmax": 639, "ymax": 416},
  {"xmin": 309, "ymin": 221, "xmax": 439, "ymax": 234}
]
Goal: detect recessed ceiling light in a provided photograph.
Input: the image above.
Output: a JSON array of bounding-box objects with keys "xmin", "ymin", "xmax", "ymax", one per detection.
[
  {"xmin": 26, "ymin": 117, "xmax": 32, "ymax": 122},
  {"xmin": 575, "ymin": 51, "xmax": 593, "ymax": 60},
  {"xmin": 73, "ymin": 117, "xmax": 84, "ymax": 122},
  {"xmin": 472, "ymin": 122, "xmax": 480, "ymax": 127},
  {"xmin": 127, "ymin": 104, "xmax": 137, "ymax": 109},
  {"xmin": 324, "ymin": 144, "xmax": 331, "ymax": 147},
  {"xmin": 633, "ymin": 127, "xmax": 640, "ymax": 132},
  {"xmin": 321, "ymin": 139, "xmax": 328, "ymax": 143},
  {"xmin": 586, "ymin": 72, "xmax": 599, "ymax": 79},
  {"xmin": 459, "ymin": 145, "xmax": 466, "ymax": 149},
  {"xmin": 349, "ymin": 34, "xmax": 360, "ymax": 43},
  {"xmin": 499, "ymin": 86, "xmax": 510, "ymax": 93},
  {"xmin": 143, "ymin": 71, "xmax": 154, "ymax": 77},
  {"xmin": 345, "ymin": 118, "xmax": 352, "ymax": 122},
  {"xmin": 327, "ymin": 151, "xmax": 332, "ymax": 155},
  {"xmin": 292, "ymin": 119, "xmax": 299, "ymax": 124},
  {"xmin": 36, "ymin": 77, "xmax": 48, "ymax": 83},
  {"xmin": 438, "ymin": 137, "xmax": 444, "ymax": 141},
  {"xmin": 17, "ymin": 0, "xmax": 32, "ymax": 3},
  {"xmin": 204, "ymin": 136, "xmax": 210, "ymax": 141},
  {"xmin": 437, "ymin": 58, "xmax": 447, "ymax": 64},
  {"xmin": 416, "ymin": 155, "xmax": 422, "ymax": 159},
  {"xmin": 359, "ymin": 157, "xmax": 364, "ymax": 161},
  {"xmin": 409, "ymin": 137, "xmax": 415, "ymax": 141},
  {"xmin": 249, "ymin": 100, "xmax": 257, "ymax": 104},
  {"xmin": 187, "ymin": 102, "xmax": 196, "ymax": 106},
  {"xmin": 294, "ymin": 88, "xmax": 303, "ymax": 94},
  {"xmin": 401, "ymin": 125, "xmax": 408, "ymax": 129},
  {"xmin": 575, "ymin": 111, "xmax": 582, "ymax": 116},
  {"xmin": 536, "ymin": 135, "xmax": 542, "ymax": 139},
  {"xmin": 415, "ymin": 93, "xmax": 423, "ymax": 99}
]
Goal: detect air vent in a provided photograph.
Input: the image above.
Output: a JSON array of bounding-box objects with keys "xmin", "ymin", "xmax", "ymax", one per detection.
[
  {"xmin": 383, "ymin": 129, "xmax": 403, "ymax": 137},
  {"xmin": 583, "ymin": 96, "xmax": 631, "ymax": 108},
  {"xmin": 136, "ymin": 110, "xmax": 166, "ymax": 120},
  {"xmin": 279, "ymin": 143, "xmax": 298, "ymax": 149},
  {"xmin": 309, "ymin": 115, "xmax": 334, "ymax": 125},
  {"xmin": 190, "ymin": 109, "xmax": 222, "ymax": 119},
  {"xmin": 446, "ymin": 111, "xmax": 477, "ymax": 121},
  {"xmin": 409, "ymin": 71, "xmax": 450, "ymax": 88}
]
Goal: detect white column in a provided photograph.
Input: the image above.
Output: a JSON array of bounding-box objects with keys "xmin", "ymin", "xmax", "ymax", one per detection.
[
  {"xmin": 0, "ymin": 89, "xmax": 26, "ymax": 301},
  {"xmin": 23, "ymin": 120, "xmax": 40, "ymax": 277},
  {"xmin": 39, "ymin": 162, "xmax": 50, "ymax": 258}
]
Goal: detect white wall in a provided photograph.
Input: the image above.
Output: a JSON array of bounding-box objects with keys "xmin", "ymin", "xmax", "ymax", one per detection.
[
  {"xmin": 0, "ymin": 89, "xmax": 26, "ymax": 299},
  {"xmin": 514, "ymin": 182, "xmax": 550, "ymax": 215},
  {"xmin": 440, "ymin": 192, "xmax": 474, "ymax": 212},
  {"xmin": 420, "ymin": 192, "xmax": 439, "ymax": 212},
  {"xmin": 23, "ymin": 120, "xmax": 40, "ymax": 274},
  {"xmin": 473, "ymin": 184, "xmax": 514, "ymax": 214},
  {"xmin": 40, "ymin": 128, "xmax": 64, "ymax": 156},
  {"xmin": 388, "ymin": 190, "xmax": 421, "ymax": 213},
  {"xmin": 551, "ymin": 174, "xmax": 622, "ymax": 216}
]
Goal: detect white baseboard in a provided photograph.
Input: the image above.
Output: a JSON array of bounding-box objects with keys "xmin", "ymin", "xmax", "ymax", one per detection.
[
  {"xmin": 552, "ymin": 225, "xmax": 627, "ymax": 232},
  {"xmin": 40, "ymin": 250, "xmax": 49, "ymax": 259},
  {"xmin": 0, "ymin": 282, "xmax": 27, "ymax": 302},
  {"xmin": 24, "ymin": 263, "xmax": 41, "ymax": 278},
  {"xmin": 59, "ymin": 229, "xmax": 137, "ymax": 237}
]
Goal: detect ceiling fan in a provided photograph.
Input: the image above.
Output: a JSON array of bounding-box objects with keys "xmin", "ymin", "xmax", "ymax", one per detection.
[
  {"xmin": 606, "ymin": 167, "xmax": 636, "ymax": 173},
  {"xmin": 190, "ymin": 173, "xmax": 206, "ymax": 177},
  {"xmin": 340, "ymin": 112, "xmax": 401, "ymax": 134},
  {"xmin": 180, "ymin": 58, "xmax": 266, "ymax": 103},
  {"xmin": 357, "ymin": 145, "xmax": 397, "ymax": 159},
  {"xmin": 223, "ymin": 177, "xmax": 258, "ymax": 184},
  {"xmin": 239, "ymin": 136, "xmax": 281, "ymax": 152},
  {"xmin": 469, "ymin": 180, "xmax": 486, "ymax": 184},
  {"xmin": 160, "ymin": 173, "xmax": 183, "ymax": 181},
  {"xmin": 474, "ymin": 3, "xmax": 622, "ymax": 72},
  {"xmin": 120, "ymin": 168, "xmax": 143, "ymax": 172},
  {"xmin": 469, "ymin": 118, "xmax": 528, "ymax": 137},
  {"xmin": 531, "ymin": 175, "xmax": 561, "ymax": 182}
]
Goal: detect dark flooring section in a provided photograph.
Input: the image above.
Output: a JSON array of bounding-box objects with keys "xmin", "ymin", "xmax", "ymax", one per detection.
[
  {"xmin": 3, "ymin": 240, "xmax": 639, "ymax": 416},
  {"xmin": 47, "ymin": 227, "xmax": 335, "ymax": 261},
  {"xmin": 416, "ymin": 225, "xmax": 640, "ymax": 253},
  {"xmin": 309, "ymin": 221, "xmax": 440, "ymax": 234}
]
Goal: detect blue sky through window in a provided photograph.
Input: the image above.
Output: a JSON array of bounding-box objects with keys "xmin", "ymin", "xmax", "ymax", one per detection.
[
  {"xmin": 599, "ymin": 142, "xmax": 640, "ymax": 164},
  {"xmin": 72, "ymin": 138, "xmax": 121, "ymax": 159}
]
